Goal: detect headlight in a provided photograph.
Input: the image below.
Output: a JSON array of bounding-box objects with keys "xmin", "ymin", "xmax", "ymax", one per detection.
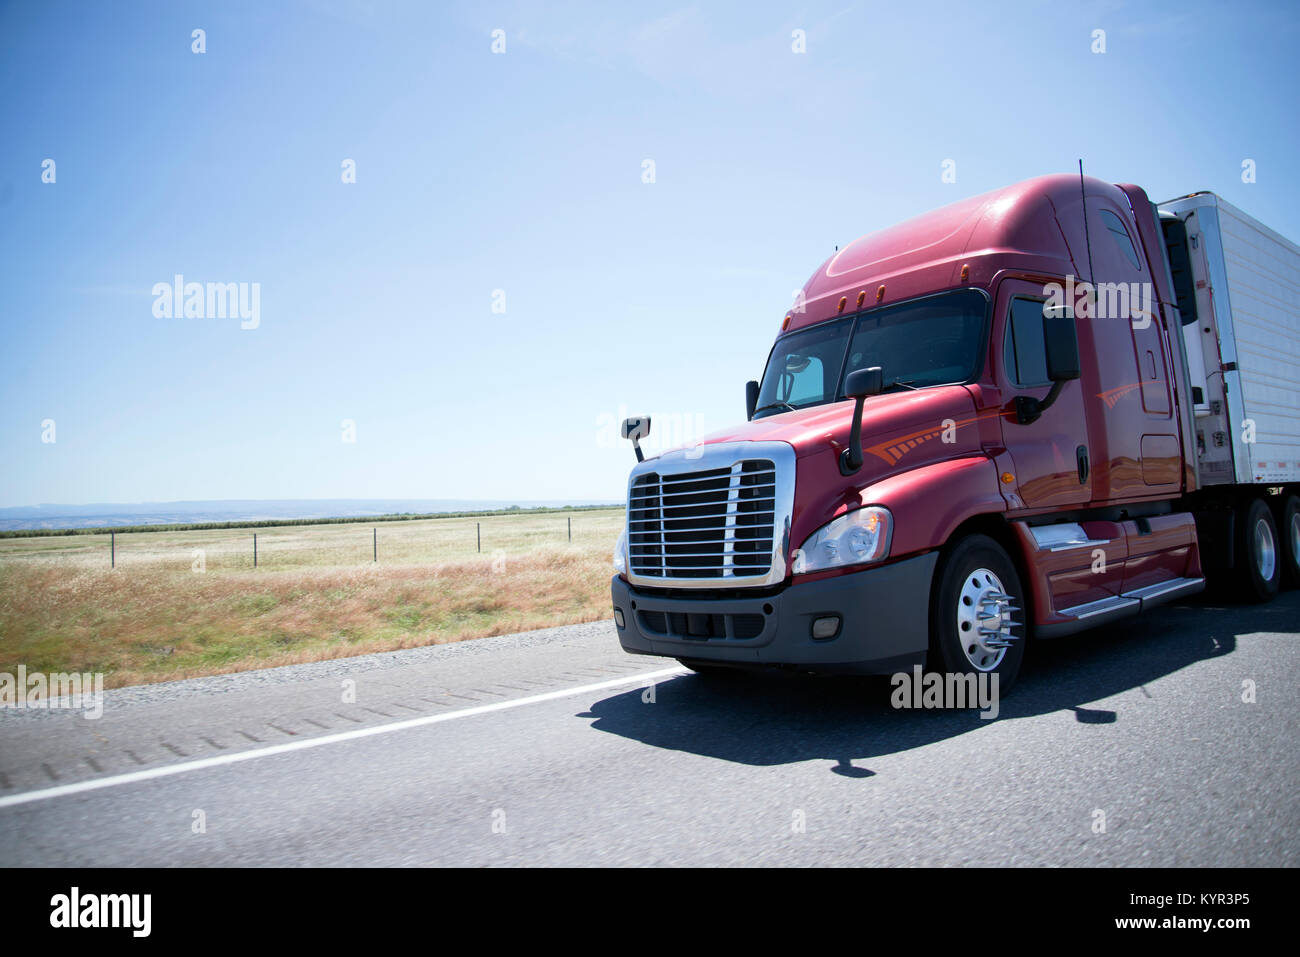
[
  {"xmin": 792, "ymin": 506, "xmax": 892, "ymax": 574},
  {"xmin": 613, "ymin": 528, "xmax": 628, "ymax": 575}
]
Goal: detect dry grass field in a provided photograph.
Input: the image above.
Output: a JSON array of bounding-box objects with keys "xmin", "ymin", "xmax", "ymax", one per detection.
[{"xmin": 0, "ymin": 509, "xmax": 624, "ymax": 688}]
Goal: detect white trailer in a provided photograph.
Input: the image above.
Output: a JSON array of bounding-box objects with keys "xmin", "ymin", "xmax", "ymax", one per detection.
[{"xmin": 1158, "ymin": 192, "xmax": 1300, "ymax": 487}]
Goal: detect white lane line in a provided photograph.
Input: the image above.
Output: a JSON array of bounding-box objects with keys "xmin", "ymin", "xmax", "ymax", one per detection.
[{"xmin": 0, "ymin": 666, "xmax": 685, "ymax": 810}]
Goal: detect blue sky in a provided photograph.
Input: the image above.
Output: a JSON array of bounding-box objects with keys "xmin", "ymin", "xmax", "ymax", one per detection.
[{"xmin": 2, "ymin": 0, "xmax": 1297, "ymax": 508}]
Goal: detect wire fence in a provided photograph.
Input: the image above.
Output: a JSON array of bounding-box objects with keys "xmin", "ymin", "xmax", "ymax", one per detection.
[{"xmin": 0, "ymin": 510, "xmax": 624, "ymax": 573}]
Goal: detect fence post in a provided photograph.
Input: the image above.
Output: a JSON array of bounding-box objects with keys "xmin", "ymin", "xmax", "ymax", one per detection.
[
  {"xmin": 111, "ymin": 531, "xmax": 115, "ymax": 568},
  {"xmin": 477, "ymin": 522, "xmax": 481, "ymax": 553},
  {"xmin": 568, "ymin": 516, "xmax": 571, "ymax": 542},
  {"xmin": 254, "ymin": 533, "xmax": 257, "ymax": 568},
  {"xmin": 373, "ymin": 527, "xmax": 377, "ymax": 562}
]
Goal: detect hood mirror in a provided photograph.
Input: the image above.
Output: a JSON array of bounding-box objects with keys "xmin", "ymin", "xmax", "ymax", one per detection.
[{"xmin": 621, "ymin": 415, "xmax": 651, "ymax": 462}]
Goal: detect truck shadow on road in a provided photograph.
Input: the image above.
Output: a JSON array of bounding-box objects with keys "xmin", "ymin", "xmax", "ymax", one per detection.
[{"xmin": 580, "ymin": 592, "xmax": 1297, "ymax": 773}]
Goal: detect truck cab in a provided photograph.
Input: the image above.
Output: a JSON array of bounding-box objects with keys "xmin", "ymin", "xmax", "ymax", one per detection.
[{"xmin": 611, "ymin": 174, "xmax": 1299, "ymax": 690}]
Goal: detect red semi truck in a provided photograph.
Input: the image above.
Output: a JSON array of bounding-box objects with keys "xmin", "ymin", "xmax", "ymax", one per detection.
[{"xmin": 610, "ymin": 173, "xmax": 1300, "ymax": 689}]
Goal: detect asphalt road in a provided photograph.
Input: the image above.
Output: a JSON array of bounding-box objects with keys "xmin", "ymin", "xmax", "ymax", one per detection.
[{"xmin": 2, "ymin": 591, "xmax": 1297, "ymax": 866}]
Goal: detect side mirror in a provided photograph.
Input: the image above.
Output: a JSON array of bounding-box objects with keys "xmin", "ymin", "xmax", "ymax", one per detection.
[
  {"xmin": 621, "ymin": 415, "xmax": 651, "ymax": 462},
  {"xmin": 1015, "ymin": 307, "xmax": 1080, "ymax": 424},
  {"xmin": 839, "ymin": 366, "xmax": 882, "ymax": 475},
  {"xmin": 745, "ymin": 380, "xmax": 760, "ymax": 421},
  {"xmin": 845, "ymin": 366, "xmax": 884, "ymax": 399},
  {"xmin": 1044, "ymin": 313, "xmax": 1081, "ymax": 383}
]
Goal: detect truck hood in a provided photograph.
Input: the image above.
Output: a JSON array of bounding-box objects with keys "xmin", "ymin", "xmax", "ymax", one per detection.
[
  {"xmin": 634, "ymin": 384, "xmax": 991, "ymax": 568},
  {"xmin": 676, "ymin": 385, "xmax": 980, "ymax": 463}
]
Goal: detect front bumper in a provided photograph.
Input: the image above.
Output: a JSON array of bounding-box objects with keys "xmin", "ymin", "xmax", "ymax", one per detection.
[{"xmin": 610, "ymin": 551, "xmax": 938, "ymax": 674}]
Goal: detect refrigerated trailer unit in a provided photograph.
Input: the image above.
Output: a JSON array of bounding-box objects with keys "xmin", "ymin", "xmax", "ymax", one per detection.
[
  {"xmin": 1158, "ymin": 191, "xmax": 1300, "ymax": 488},
  {"xmin": 611, "ymin": 174, "xmax": 1300, "ymax": 689}
]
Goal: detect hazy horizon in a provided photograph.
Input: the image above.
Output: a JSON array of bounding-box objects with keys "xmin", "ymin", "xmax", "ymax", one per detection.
[{"xmin": 0, "ymin": 497, "xmax": 622, "ymax": 532}]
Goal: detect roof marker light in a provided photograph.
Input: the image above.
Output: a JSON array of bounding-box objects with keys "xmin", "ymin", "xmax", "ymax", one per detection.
[
  {"xmin": 960, "ymin": 264, "xmax": 970, "ymax": 281},
  {"xmin": 876, "ymin": 285, "xmax": 885, "ymax": 301},
  {"xmin": 782, "ymin": 315, "xmax": 791, "ymax": 330},
  {"xmin": 856, "ymin": 290, "xmax": 866, "ymax": 307},
  {"xmin": 838, "ymin": 297, "xmax": 847, "ymax": 312}
]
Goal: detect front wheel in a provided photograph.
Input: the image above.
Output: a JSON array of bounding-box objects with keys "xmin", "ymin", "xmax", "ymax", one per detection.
[{"xmin": 930, "ymin": 535, "xmax": 1028, "ymax": 693}]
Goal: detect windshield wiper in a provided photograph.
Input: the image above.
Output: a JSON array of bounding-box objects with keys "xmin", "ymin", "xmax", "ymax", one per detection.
[
  {"xmin": 881, "ymin": 378, "xmax": 918, "ymax": 392},
  {"xmin": 753, "ymin": 401, "xmax": 797, "ymax": 416}
]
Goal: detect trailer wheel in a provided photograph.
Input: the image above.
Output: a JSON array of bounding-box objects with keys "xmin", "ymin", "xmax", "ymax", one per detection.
[
  {"xmin": 1235, "ymin": 498, "xmax": 1281, "ymax": 602},
  {"xmin": 1279, "ymin": 495, "xmax": 1300, "ymax": 589},
  {"xmin": 930, "ymin": 535, "xmax": 1027, "ymax": 693}
]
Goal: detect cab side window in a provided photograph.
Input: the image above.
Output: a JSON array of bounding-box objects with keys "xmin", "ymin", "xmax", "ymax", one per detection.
[
  {"xmin": 1004, "ymin": 298, "xmax": 1051, "ymax": 387},
  {"xmin": 1098, "ymin": 209, "xmax": 1142, "ymax": 270}
]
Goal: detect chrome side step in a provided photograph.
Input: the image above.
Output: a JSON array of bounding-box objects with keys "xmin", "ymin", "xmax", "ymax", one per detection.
[
  {"xmin": 1123, "ymin": 577, "xmax": 1206, "ymax": 605},
  {"xmin": 1038, "ymin": 576, "xmax": 1205, "ymax": 639},
  {"xmin": 1060, "ymin": 594, "xmax": 1140, "ymax": 620}
]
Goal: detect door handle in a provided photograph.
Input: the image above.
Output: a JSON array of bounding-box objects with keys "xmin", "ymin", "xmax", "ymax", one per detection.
[{"xmin": 1076, "ymin": 445, "xmax": 1090, "ymax": 484}]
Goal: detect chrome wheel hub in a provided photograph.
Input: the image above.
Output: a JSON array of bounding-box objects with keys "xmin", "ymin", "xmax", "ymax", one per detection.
[
  {"xmin": 1255, "ymin": 517, "xmax": 1277, "ymax": 581},
  {"xmin": 956, "ymin": 567, "xmax": 1020, "ymax": 671},
  {"xmin": 1290, "ymin": 512, "xmax": 1299, "ymax": 571}
]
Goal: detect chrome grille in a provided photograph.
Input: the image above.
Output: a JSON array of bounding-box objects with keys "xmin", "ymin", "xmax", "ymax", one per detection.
[{"xmin": 628, "ymin": 459, "xmax": 777, "ymax": 580}]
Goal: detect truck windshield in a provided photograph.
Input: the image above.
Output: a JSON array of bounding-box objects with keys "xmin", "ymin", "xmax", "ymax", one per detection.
[{"xmin": 754, "ymin": 289, "xmax": 987, "ymax": 417}]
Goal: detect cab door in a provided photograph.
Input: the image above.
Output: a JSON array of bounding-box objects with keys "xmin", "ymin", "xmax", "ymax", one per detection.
[
  {"xmin": 1089, "ymin": 201, "xmax": 1181, "ymax": 497},
  {"xmin": 995, "ymin": 278, "xmax": 1092, "ymax": 509}
]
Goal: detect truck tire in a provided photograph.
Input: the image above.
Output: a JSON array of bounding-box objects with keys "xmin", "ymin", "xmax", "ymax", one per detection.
[
  {"xmin": 1278, "ymin": 495, "xmax": 1300, "ymax": 589},
  {"xmin": 929, "ymin": 534, "xmax": 1027, "ymax": 694},
  {"xmin": 1235, "ymin": 497, "xmax": 1281, "ymax": 602}
]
